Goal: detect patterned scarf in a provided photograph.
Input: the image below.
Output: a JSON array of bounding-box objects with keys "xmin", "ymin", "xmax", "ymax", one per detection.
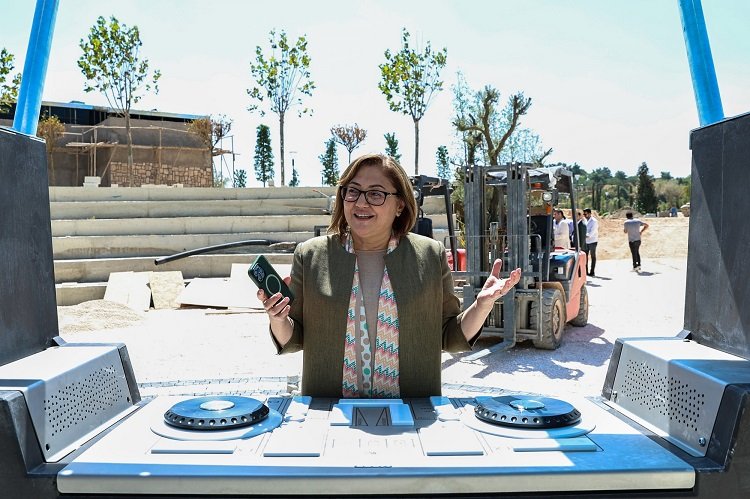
[{"xmin": 342, "ymin": 233, "xmax": 400, "ymax": 398}]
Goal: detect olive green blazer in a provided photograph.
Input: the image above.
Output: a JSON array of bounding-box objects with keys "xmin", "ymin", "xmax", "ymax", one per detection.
[{"xmin": 272, "ymin": 233, "xmax": 473, "ymax": 398}]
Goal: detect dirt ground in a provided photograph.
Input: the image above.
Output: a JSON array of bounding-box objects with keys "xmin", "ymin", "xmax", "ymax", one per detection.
[
  {"xmin": 594, "ymin": 214, "xmax": 689, "ymax": 260},
  {"xmin": 57, "ymin": 214, "xmax": 690, "ymax": 399}
]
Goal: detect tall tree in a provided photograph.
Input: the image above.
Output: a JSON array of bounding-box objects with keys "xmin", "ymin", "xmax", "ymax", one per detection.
[
  {"xmin": 289, "ymin": 166, "xmax": 300, "ymax": 187},
  {"xmin": 187, "ymin": 115, "xmax": 233, "ymax": 186},
  {"xmin": 436, "ymin": 145, "xmax": 450, "ymax": 180},
  {"xmin": 0, "ymin": 48, "xmax": 21, "ymax": 113},
  {"xmin": 253, "ymin": 124, "xmax": 274, "ymax": 187},
  {"xmin": 37, "ymin": 115, "xmax": 65, "ymax": 185},
  {"xmin": 78, "ymin": 16, "xmax": 161, "ymax": 187},
  {"xmin": 248, "ymin": 29, "xmax": 314, "ymax": 187},
  {"xmin": 613, "ymin": 170, "xmax": 629, "ymax": 208},
  {"xmin": 233, "ymin": 168, "xmax": 247, "ymax": 188},
  {"xmin": 379, "ymin": 28, "xmax": 447, "ymax": 175},
  {"xmin": 636, "ymin": 162, "xmax": 658, "ymax": 214},
  {"xmin": 383, "ymin": 132, "xmax": 401, "ymax": 162},
  {"xmin": 330, "ymin": 123, "xmax": 366, "ymax": 164},
  {"xmin": 453, "ymin": 84, "xmax": 532, "ymax": 166},
  {"xmin": 319, "ymin": 138, "xmax": 339, "ymax": 186}
]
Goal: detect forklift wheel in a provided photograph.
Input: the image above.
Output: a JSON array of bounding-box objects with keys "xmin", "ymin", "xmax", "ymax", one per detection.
[
  {"xmin": 532, "ymin": 289, "xmax": 566, "ymax": 350},
  {"xmin": 569, "ymin": 285, "xmax": 589, "ymax": 327}
]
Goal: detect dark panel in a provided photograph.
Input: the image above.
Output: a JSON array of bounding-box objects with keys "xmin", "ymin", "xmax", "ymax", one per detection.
[
  {"xmin": 686, "ymin": 112, "xmax": 750, "ymax": 359},
  {"xmin": 0, "ymin": 128, "xmax": 58, "ymax": 366}
]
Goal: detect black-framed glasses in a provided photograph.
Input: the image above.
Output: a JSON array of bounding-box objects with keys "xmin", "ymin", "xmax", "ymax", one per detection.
[{"xmin": 340, "ymin": 186, "xmax": 398, "ymax": 206}]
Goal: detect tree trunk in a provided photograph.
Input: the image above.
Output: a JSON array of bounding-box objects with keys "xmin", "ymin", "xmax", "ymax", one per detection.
[
  {"xmin": 413, "ymin": 118, "xmax": 420, "ymax": 175},
  {"xmin": 125, "ymin": 111, "xmax": 134, "ymax": 187},
  {"xmin": 279, "ymin": 113, "xmax": 285, "ymax": 186}
]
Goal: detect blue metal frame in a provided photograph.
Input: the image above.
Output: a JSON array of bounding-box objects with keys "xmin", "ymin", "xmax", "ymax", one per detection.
[
  {"xmin": 678, "ymin": 0, "xmax": 724, "ymax": 126},
  {"xmin": 11, "ymin": 0, "xmax": 60, "ymax": 136}
]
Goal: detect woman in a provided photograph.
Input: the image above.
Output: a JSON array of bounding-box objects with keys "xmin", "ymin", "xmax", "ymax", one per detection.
[{"xmin": 258, "ymin": 153, "xmax": 521, "ymax": 398}]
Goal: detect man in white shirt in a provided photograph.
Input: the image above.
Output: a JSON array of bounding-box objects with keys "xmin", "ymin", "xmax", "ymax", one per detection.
[
  {"xmin": 583, "ymin": 208, "xmax": 598, "ymax": 276},
  {"xmin": 553, "ymin": 209, "xmax": 571, "ymax": 250}
]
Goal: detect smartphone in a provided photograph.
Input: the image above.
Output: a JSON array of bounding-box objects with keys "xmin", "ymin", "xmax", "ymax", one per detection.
[{"xmin": 248, "ymin": 255, "xmax": 294, "ymax": 303}]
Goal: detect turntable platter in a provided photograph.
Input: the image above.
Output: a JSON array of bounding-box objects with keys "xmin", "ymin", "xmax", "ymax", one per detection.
[
  {"xmin": 474, "ymin": 395, "xmax": 581, "ymax": 429},
  {"xmin": 164, "ymin": 396, "xmax": 269, "ymax": 431}
]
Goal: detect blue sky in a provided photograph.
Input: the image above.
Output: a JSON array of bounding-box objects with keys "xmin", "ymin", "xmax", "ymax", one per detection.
[{"xmin": 2, "ymin": 0, "xmax": 748, "ymax": 186}]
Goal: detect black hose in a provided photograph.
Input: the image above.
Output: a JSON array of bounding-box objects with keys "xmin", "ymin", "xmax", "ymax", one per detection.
[{"xmin": 154, "ymin": 239, "xmax": 290, "ymax": 265}]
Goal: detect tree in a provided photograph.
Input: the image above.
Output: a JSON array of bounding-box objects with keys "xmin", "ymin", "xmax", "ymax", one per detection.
[
  {"xmin": 78, "ymin": 16, "xmax": 161, "ymax": 187},
  {"xmin": 289, "ymin": 166, "xmax": 300, "ymax": 187},
  {"xmin": 453, "ymin": 84, "xmax": 532, "ymax": 166},
  {"xmin": 253, "ymin": 124, "xmax": 274, "ymax": 187},
  {"xmin": 319, "ymin": 138, "xmax": 339, "ymax": 186},
  {"xmin": 383, "ymin": 132, "xmax": 401, "ymax": 163},
  {"xmin": 660, "ymin": 171, "xmax": 673, "ymax": 180},
  {"xmin": 635, "ymin": 162, "xmax": 658, "ymax": 214},
  {"xmin": 436, "ymin": 145, "xmax": 450, "ymax": 180},
  {"xmin": 187, "ymin": 115, "xmax": 233, "ymax": 186},
  {"xmin": 233, "ymin": 169, "xmax": 247, "ymax": 188},
  {"xmin": 330, "ymin": 123, "xmax": 366, "ymax": 164},
  {"xmin": 248, "ymin": 29, "xmax": 314, "ymax": 187},
  {"xmin": 36, "ymin": 115, "xmax": 65, "ymax": 185},
  {"xmin": 588, "ymin": 167, "xmax": 612, "ymax": 212},
  {"xmin": 0, "ymin": 48, "xmax": 21, "ymax": 113},
  {"xmin": 613, "ymin": 170, "xmax": 630, "ymax": 209},
  {"xmin": 379, "ymin": 28, "xmax": 447, "ymax": 175}
]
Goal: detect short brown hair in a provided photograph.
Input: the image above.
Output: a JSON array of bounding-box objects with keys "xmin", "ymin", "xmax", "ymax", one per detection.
[{"xmin": 328, "ymin": 153, "xmax": 418, "ymax": 239}]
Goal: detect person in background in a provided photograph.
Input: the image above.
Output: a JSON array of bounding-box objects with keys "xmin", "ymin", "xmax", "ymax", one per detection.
[
  {"xmin": 583, "ymin": 208, "xmax": 598, "ymax": 276},
  {"xmin": 576, "ymin": 211, "xmax": 588, "ymax": 253},
  {"xmin": 624, "ymin": 211, "xmax": 649, "ymax": 272},
  {"xmin": 258, "ymin": 153, "xmax": 522, "ymax": 398},
  {"xmin": 553, "ymin": 209, "xmax": 571, "ymax": 250}
]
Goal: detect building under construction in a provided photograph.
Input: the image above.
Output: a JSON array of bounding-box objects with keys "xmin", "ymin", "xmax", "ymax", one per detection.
[{"xmin": 0, "ymin": 100, "xmax": 214, "ymax": 187}]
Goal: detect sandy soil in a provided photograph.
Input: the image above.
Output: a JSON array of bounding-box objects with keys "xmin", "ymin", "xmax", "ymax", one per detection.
[
  {"xmin": 57, "ymin": 216, "xmax": 690, "ymax": 399},
  {"xmin": 595, "ymin": 214, "xmax": 689, "ymax": 260}
]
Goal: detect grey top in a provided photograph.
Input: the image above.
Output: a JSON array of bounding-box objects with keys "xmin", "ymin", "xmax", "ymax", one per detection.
[{"xmin": 624, "ymin": 219, "xmax": 644, "ymax": 242}]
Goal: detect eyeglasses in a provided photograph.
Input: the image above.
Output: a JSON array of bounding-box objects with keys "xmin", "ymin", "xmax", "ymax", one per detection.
[{"xmin": 340, "ymin": 186, "xmax": 398, "ymax": 206}]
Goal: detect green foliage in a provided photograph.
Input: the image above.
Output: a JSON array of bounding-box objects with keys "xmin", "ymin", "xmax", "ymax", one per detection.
[
  {"xmin": 330, "ymin": 123, "xmax": 366, "ymax": 164},
  {"xmin": 289, "ymin": 166, "xmax": 300, "ymax": 187},
  {"xmin": 247, "ymin": 29, "xmax": 315, "ymax": 186},
  {"xmin": 379, "ymin": 28, "xmax": 447, "ymax": 174},
  {"xmin": 452, "ymin": 76, "xmax": 532, "ymax": 166},
  {"xmin": 78, "ymin": 16, "xmax": 160, "ymax": 186},
  {"xmin": 635, "ymin": 162, "xmax": 658, "ymax": 214},
  {"xmin": 233, "ymin": 169, "xmax": 247, "ymax": 188},
  {"xmin": 253, "ymin": 124, "xmax": 274, "ymax": 187},
  {"xmin": 319, "ymin": 138, "xmax": 339, "ymax": 186},
  {"xmin": 78, "ymin": 16, "xmax": 161, "ymax": 112},
  {"xmin": 436, "ymin": 145, "xmax": 450, "ymax": 180},
  {"xmin": 0, "ymin": 48, "xmax": 21, "ymax": 113},
  {"xmin": 37, "ymin": 115, "xmax": 66, "ymax": 185},
  {"xmin": 384, "ymin": 132, "xmax": 401, "ymax": 163}
]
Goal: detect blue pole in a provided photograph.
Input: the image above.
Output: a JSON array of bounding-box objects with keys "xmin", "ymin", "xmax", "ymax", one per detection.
[
  {"xmin": 678, "ymin": 0, "xmax": 724, "ymax": 126},
  {"xmin": 11, "ymin": 0, "xmax": 60, "ymax": 136}
]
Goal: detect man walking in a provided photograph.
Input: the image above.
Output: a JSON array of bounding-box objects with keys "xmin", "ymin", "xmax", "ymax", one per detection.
[
  {"xmin": 583, "ymin": 208, "xmax": 598, "ymax": 276},
  {"xmin": 553, "ymin": 209, "xmax": 571, "ymax": 250},
  {"xmin": 624, "ymin": 212, "xmax": 649, "ymax": 272}
]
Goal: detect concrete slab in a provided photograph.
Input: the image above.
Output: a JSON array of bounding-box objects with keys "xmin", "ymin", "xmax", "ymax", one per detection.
[
  {"xmin": 149, "ymin": 271, "xmax": 185, "ymax": 310},
  {"xmin": 104, "ymin": 271, "xmax": 152, "ymax": 311}
]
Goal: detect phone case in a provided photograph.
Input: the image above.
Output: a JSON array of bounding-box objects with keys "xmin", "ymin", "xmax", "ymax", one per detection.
[{"xmin": 248, "ymin": 255, "xmax": 294, "ymax": 303}]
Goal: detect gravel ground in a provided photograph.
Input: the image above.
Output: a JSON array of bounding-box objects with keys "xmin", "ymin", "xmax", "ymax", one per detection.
[{"xmin": 58, "ymin": 257, "xmax": 686, "ymax": 399}]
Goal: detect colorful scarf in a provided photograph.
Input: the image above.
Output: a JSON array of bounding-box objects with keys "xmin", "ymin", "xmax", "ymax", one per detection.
[{"xmin": 342, "ymin": 233, "xmax": 400, "ymax": 398}]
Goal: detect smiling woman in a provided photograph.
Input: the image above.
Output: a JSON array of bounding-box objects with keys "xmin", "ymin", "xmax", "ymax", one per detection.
[{"xmin": 255, "ymin": 153, "xmax": 522, "ymax": 399}]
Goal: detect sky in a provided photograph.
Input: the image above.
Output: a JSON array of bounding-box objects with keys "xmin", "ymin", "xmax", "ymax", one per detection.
[{"xmin": 1, "ymin": 0, "xmax": 748, "ymax": 186}]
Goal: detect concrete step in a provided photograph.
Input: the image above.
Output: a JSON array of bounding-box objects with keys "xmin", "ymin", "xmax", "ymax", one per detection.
[
  {"xmin": 51, "ymin": 214, "xmax": 334, "ymax": 237},
  {"xmin": 52, "ymin": 228, "xmax": 452, "ymax": 260},
  {"xmin": 49, "ymin": 186, "xmax": 338, "ymax": 202},
  {"xmin": 54, "ymin": 253, "xmax": 294, "ymax": 284},
  {"xmin": 52, "ymin": 232, "xmax": 311, "ymax": 259}
]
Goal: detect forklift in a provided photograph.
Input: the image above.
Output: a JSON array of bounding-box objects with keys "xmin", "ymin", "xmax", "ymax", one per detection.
[{"xmin": 460, "ymin": 163, "xmax": 589, "ymax": 351}]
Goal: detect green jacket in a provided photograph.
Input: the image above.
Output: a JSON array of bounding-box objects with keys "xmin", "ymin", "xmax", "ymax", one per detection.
[{"xmin": 273, "ymin": 233, "xmax": 474, "ymax": 398}]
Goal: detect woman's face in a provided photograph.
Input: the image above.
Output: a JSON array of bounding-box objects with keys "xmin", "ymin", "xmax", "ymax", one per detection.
[{"xmin": 343, "ymin": 164, "xmax": 405, "ymax": 249}]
